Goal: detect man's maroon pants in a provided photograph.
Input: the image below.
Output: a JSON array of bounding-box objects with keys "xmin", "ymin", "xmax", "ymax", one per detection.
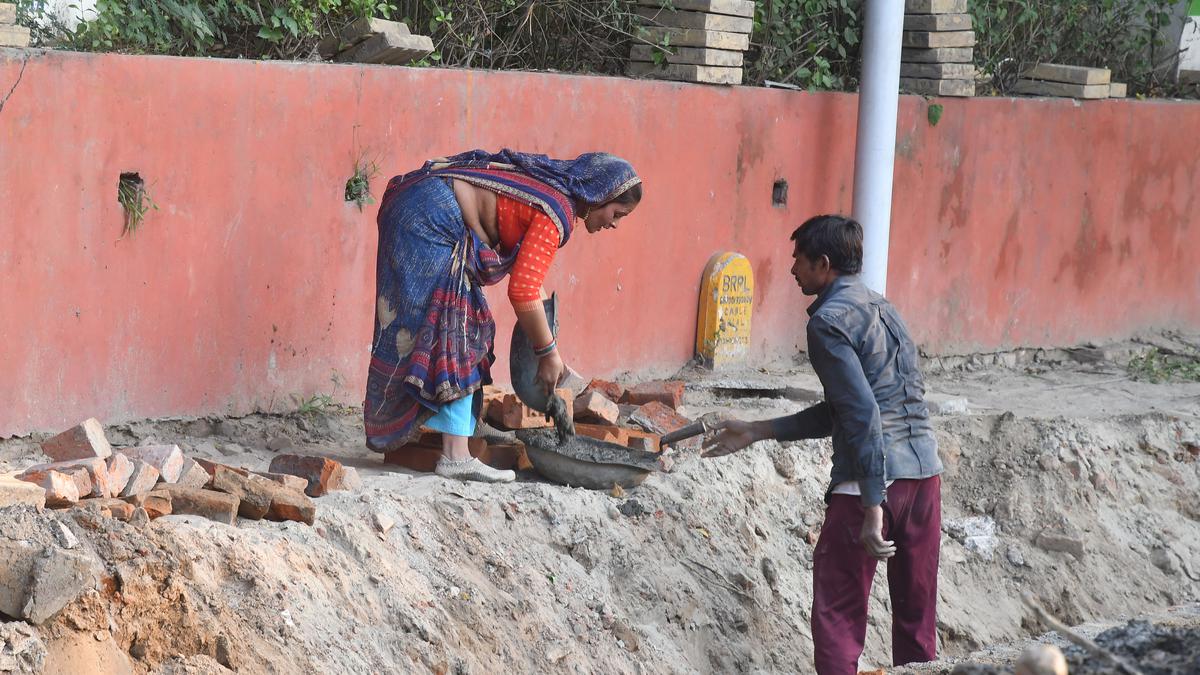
[{"xmin": 811, "ymin": 476, "xmax": 941, "ymax": 675}]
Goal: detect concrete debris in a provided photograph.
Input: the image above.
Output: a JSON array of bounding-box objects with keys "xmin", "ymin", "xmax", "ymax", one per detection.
[
  {"xmin": 265, "ymin": 436, "xmax": 294, "ymax": 453},
  {"xmin": 1035, "ymin": 531, "xmax": 1086, "ymax": 559},
  {"xmin": 944, "ymin": 516, "xmax": 998, "ymax": 558},
  {"xmin": 1150, "ymin": 547, "xmax": 1178, "ymax": 575},
  {"xmin": 23, "ymin": 547, "xmax": 102, "ymax": 624},
  {"xmin": 332, "ymin": 466, "xmax": 362, "ymax": 493},
  {"xmin": 52, "ymin": 521, "xmax": 78, "ymax": 550},
  {"xmin": 1014, "ymin": 643, "xmax": 1068, "ymax": 675},
  {"xmin": 927, "ymin": 394, "xmax": 971, "ymax": 415},
  {"xmin": 372, "ymin": 512, "xmax": 395, "ymax": 537},
  {"xmin": 0, "ymin": 535, "xmax": 101, "ymax": 626},
  {"xmin": 329, "ymin": 19, "xmax": 433, "ymax": 66},
  {"xmin": 0, "ymin": 621, "xmax": 47, "ymax": 674}
]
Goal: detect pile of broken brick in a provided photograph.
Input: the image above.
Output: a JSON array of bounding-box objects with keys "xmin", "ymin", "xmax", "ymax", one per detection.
[
  {"xmin": 1, "ymin": 418, "xmax": 359, "ymax": 526},
  {"xmin": 382, "ymin": 378, "xmax": 695, "ymax": 473}
]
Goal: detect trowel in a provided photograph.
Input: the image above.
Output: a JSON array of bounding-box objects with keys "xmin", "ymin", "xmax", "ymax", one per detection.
[{"xmin": 659, "ymin": 419, "xmax": 712, "ymax": 448}]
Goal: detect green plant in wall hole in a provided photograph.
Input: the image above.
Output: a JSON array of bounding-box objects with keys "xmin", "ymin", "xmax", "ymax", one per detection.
[
  {"xmin": 117, "ymin": 172, "xmax": 157, "ymax": 239},
  {"xmin": 927, "ymin": 103, "xmax": 944, "ymax": 127}
]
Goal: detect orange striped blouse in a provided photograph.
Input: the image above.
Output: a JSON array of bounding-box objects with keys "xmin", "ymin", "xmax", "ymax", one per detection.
[{"xmin": 496, "ymin": 195, "xmax": 560, "ymax": 312}]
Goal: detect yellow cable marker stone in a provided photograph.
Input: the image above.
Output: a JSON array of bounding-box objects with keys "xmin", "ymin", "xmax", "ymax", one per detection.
[{"xmin": 696, "ymin": 252, "xmax": 754, "ymax": 369}]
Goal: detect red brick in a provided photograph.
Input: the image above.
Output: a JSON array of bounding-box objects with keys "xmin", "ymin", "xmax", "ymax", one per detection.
[
  {"xmin": 584, "ymin": 378, "xmax": 626, "ymax": 403},
  {"xmin": 120, "ymin": 460, "xmax": 160, "ymax": 497},
  {"xmin": 482, "ymin": 385, "xmax": 506, "ymax": 410},
  {"xmin": 21, "ymin": 458, "xmax": 111, "ymax": 498},
  {"xmin": 106, "ymin": 453, "xmax": 134, "ymax": 495},
  {"xmin": 415, "ymin": 431, "xmax": 443, "ymax": 447},
  {"xmin": 621, "ymin": 380, "xmax": 686, "ymax": 410},
  {"xmin": 560, "ymin": 366, "xmax": 588, "ymax": 397},
  {"xmin": 383, "ymin": 446, "xmax": 441, "ymax": 473},
  {"xmin": 210, "ymin": 466, "xmax": 274, "ymax": 519},
  {"xmin": 574, "ymin": 391, "xmax": 620, "ymax": 425},
  {"xmin": 84, "ymin": 498, "xmax": 135, "ymax": 521},
  {"xmin": 67, "ymin": 469, "xmax": 93, "ymax": 498},
  {"xmin": 118, "ymin": 445, "xmax": 184, "ymax": 483},
  {"xmin": 122, "ymin": 490, "xmax": 172, "ymax": 518},
  {"xmin": 486, "ymin": 394, "xmax": 553, "ymax": 430},
  {"xmin": 160, "ymin": 486, "xmax": 238, "ymax": 525},
  {"xmin": 20, "ymin": 470, "xmax": 80, "ymax": 507},
  {"xmin": 39, "ymin": 418, "xmax": 113, "ymax": 462},
  {"xmin": 624, "ymin": 428, "xmax": 662, "ymax": 453},
  {"xmin": 513, "ymin": 443, "xmax": 534, "ymax": 471},
  {"xmin": 575, "ymin": 423, "xmax": 629, "ymax": 445},
  {"xmin": 268, "ymin": 454, "xmax": 343, "ymax": 497},
  {"xmin": 265, "ymin": 487, "xmax": 316, "ymax": 525},
  {"xmin": 195, "ymin": 457, "xmax": 247, "ymax": 478},
  {"xmin": 383, "ymin": 438, "xmax": 524, "ymax": 472},
  {"xmin": 0, "ymin": 474, "xmax": 46, "ymax": 510},
  {"xmin": 177, "ymin": 458, "xmax": 212, "ymax": 489},
  {"xmin": 629, "ymin": 401, "xmax": 691, "ymax": 436},
  {"xmin": 472, "ymin": 439, "xmax": 518, "ymax": 470},
  {"xmin": 252, "ymin": 471, "xmax": 309, "ymax": 493}
]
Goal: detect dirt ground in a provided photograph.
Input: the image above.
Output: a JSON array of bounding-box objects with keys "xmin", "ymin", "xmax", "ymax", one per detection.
[{"xmin": 1, "ymin": 335, "xmax": 1198, "ymax": 674}]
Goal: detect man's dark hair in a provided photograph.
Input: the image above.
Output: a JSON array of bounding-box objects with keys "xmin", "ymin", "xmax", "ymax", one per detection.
[{"xmin": 790, "ymin": 214, "xmax": 863, "ymax": 274}]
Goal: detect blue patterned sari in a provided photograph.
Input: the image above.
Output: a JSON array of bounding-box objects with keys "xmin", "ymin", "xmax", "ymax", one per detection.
[{"xmin": 364, "ymin": 150, "xmax": 639, "ymax": 451}]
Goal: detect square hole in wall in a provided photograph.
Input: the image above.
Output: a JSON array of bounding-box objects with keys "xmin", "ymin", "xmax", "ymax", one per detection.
[{"xmin": 772, "ymin": 179, "xmax": 788, "ymax": 207}]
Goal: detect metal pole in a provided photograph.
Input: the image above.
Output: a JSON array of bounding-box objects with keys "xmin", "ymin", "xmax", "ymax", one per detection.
[{"xmin": 852, "ymin": 0, "xmax": 905, "ymax": 295}]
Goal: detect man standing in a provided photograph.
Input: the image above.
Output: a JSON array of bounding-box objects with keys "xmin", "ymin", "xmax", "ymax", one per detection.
[{"xmin": 703, "ymin": 215, "xmax": 943, "ymax": 674}]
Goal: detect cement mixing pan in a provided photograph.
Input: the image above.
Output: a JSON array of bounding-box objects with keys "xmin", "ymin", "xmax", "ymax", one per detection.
[{"xmin": 517, "ymin": 429, "xmax": 662, "ymax": 490}]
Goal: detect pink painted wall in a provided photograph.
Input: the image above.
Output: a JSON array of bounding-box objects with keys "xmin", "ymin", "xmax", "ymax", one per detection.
[{"xmin": 1, "ymin": 50, "xmax": 1198, "ymax": 436}]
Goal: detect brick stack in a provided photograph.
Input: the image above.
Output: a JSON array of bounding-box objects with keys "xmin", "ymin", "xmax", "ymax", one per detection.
[
  {"xmin": 900, "ymin": 0, "xmax": 975, "ymax": 97},
  {"xmin": 0, "ymin": 3, "xmax": 30, "ymax": 48},
  {"xmin": 1014, "ymin": 64, "xmax": 1126, "ymax": 100},
  {"xmin": 383, "ymin": 377, "xmax": 696, "ymax": 475},
  {"xmin": 1, "ymin": 417, "xmax": 361, "ymax": 526},
  {"xmin": 628, "ymin": 0, "xmax": 755, "ymax": 85}
]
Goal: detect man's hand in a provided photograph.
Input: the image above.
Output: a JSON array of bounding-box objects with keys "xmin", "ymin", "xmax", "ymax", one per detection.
[
  {"xmin": 860, "ymin": 505, "xmax": 896, "ymax": 560},
  {"xmin": 701, "ymin": 420, "xmax": 767, "ymax": 458}
]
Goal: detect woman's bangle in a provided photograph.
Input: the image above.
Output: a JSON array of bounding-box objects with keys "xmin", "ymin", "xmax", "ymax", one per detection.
[{"xmin": 533, "ymin": 339, "xmax": 557, "ymax": 358}]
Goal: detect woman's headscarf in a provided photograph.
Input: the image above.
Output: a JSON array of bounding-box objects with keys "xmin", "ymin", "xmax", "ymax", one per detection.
[{"xmin": 383, "ymin": 149, "xmax": 640, "ymax": 247}]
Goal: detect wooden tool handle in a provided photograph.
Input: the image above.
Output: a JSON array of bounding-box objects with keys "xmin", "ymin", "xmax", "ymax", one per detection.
[{"xmin": 660, "ymin": 420, "xmax": 709, "ymax": 447}]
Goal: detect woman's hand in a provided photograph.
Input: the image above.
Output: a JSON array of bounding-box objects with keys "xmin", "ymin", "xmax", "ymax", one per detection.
[{"xmin": 536, "ymin": 350, "xmax": 567, "ymax": 396}]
